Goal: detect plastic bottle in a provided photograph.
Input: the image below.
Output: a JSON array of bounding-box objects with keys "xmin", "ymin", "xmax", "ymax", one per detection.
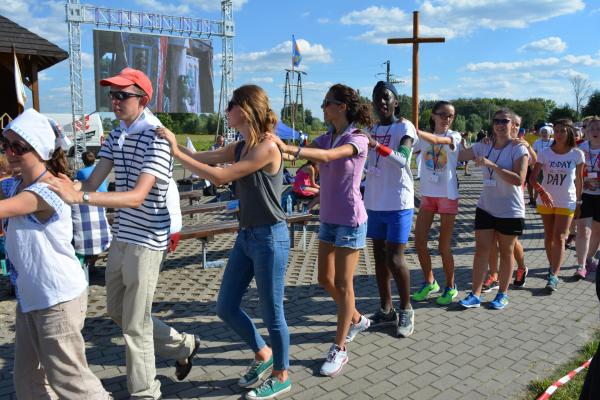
[
  {"xmin": 285, "ymin": 194, "xmax": 293, "ymax": 215},
  {"xmin": 205, "ymin": 259, "xmax": 227, "ymax": 269}
]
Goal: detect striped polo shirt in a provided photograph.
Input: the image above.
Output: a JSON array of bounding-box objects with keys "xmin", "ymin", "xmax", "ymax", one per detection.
[{"xmin": 98, "ymin": 109, "xmax": 173, "ymax": 250}]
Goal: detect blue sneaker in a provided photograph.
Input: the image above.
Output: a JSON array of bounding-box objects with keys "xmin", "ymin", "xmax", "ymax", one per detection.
[
  {"xmin": 458, "ymin": 292, "xmax": 481, "ymax": 308},
  {"xmin": 489, "ymin": 292, "xmax": 509, "ymax": 310}
]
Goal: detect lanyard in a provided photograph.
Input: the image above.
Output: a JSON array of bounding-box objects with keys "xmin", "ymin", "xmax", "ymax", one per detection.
[
  {"xmin": 431, "ymin": 141, "xmax": 444, "ymax": 171},
  {"xmin": 485, "ymin": 142, "xmax": 510, "ymax": 179},
  {"xmin": 373, "ymin": 124, "xmax": 393, "ymax": 168},
  {"xmin": 587, "ymin": 142, "xmax": 600, "ymax": 172}
]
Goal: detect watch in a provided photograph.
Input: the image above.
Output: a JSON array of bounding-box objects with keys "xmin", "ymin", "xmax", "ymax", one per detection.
[{"xmin": 82, "ymin": 191, "xmax": 90, "ymax": 203}]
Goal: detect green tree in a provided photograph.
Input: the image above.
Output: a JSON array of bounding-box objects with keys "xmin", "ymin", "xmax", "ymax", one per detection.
[
  {"xmin": 582, "ymin": 90, "xmax": 600, "ymax": 117},
  {"xmin": 548, "ymin": 104, "xmax": 577, "ymax": 122},
  {"xmin": 452, "ymin": 114, "xmax": 466, "ymax": 132},
  {"xmin": 466, "ymin": 113, "xmax": 483, "ymax": 133}
]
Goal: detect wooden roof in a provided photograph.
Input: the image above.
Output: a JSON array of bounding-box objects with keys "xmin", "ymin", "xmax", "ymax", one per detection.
[{"xmin": 0, "ymin": 15, "xmax": 68, "ymax": 71}]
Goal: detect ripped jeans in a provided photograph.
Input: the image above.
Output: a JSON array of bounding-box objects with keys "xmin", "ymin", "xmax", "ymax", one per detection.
[{"xmin": 318, "ymin": 221, "xmax": 367, "ymax": 249}]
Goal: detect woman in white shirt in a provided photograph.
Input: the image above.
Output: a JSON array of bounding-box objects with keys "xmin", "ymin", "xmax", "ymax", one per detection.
[
  {"xmin": 0, "ymin": 109, "xmax": 109, "ymax": 398},
  {"xmin": 530, "ymin": 119, "xmax": 584, "ymax": 291},
  {"xmin": 574, "ymin": 117, "xmax": 600, "ymax": 279},
  {"xmin": 458, "ymin": 108, "xmax": 529, "ymax": 310},
  {"xmin": 412, "ymin": 101, "xmax": 462, "ymax": 306}
]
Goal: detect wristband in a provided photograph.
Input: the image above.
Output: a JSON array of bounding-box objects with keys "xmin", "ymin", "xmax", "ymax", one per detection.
[
  {"xmin": 293, "ymin": 147, "xmax": 302, "ymax": 159},
  {"xmin": 375, "ymin": 143, "xmax": 392, "ymax": 157},
  {"xmin": 576, "ymin": 200, "xmax": 583, "ymax": 205}
]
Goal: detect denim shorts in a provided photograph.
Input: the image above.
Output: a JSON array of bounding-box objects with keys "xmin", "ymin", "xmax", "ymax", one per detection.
[
  {"xmin": 366, "ymin": 209, "xmax": 414, "ymax": 244},
  {"xmin": 319, "ymin": 221, "xmax": 367, "ymax": 249}
]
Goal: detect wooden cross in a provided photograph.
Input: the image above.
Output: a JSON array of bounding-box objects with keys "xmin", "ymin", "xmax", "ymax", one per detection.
[{"xmin": 387, "ymin": 11, "xmax": 445, "ymax": 129}]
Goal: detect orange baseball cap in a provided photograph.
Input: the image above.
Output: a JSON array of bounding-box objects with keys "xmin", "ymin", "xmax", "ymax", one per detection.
[{"xmin": 100, "ymin": 67, "xmax": 153, "ymax": 100}]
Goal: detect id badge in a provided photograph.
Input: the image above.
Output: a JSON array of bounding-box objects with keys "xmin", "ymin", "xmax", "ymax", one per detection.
[
  {"xmin": 483, "ymin": 179, "xmax": 497, "ymax": 187},
  {"xmin": 429, "ymin": 173, "xmax": 440, "ymax": 183},
  {"xmin": 588, "ymin": 172, "xmax": 598, "ymax": 179}
]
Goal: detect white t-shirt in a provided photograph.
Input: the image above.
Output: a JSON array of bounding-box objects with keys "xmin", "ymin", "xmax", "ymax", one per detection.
[
  {"xmin": 537, "ymin": 147, "xmax": 584, "ymax": 209},
  {"xmin": 415, "ymin": 130, "xmax": 462, "ymax": 200},
  {"xmin": 472, "ymin": 142, "xmax": 529, "ymax": 218},
  {"xmin": 579, "ymin": 141, "xmax": 600, "ymax": 195},
  {"xmin": 166, "ymin": 178, "xmax": 182, "ymax": 234},
  {"xmin": 363, "ymin": 120, "xmax": 418, "ymax": 211},
  {"xmin": 2, "ymin": 179, "xmax": 87, "ymax": 313},
  {"xmin": 532, "ymin": 138, "xmax": 553, "ymax": 155}
]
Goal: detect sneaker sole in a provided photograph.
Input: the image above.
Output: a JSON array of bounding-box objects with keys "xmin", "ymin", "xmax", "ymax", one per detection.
[
  {"xmin": 396, "ymin": 326, "xmax": 414, "ymax": 338},
  {"xmin": 546, "ymin": 285, "xmax": 558, "ymax": 292},
  {"xmin": 369, "ymin": 319, "xmax": 398, "ymax": 328},
  {"xmin": 488, "ymin": 304, "xmax": 507, "ymax": 310},
  {"xmin": 459, "ymin": 303, "xmax": 480, "ymax": 309},
  {"xmin": 345, "ymin": 319, "xmax": 371, "ymax": 343},
  {"xmin": 320, "ymin": 356, "xmax": 348, "ymax": 377},
  {"xmin": 238, "ymin": 365, "xmax": 273, "ymax": 388},
  {"xmin": 245, "ymin": 385, "xmax": 292, "ymax": 400}
]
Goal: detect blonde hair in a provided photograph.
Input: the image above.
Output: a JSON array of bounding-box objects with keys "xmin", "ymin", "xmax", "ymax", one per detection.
[
  {"xmin": 231, "ymin": 85, "xmax": 277, "ymax": 149},
  {"xmin": 0, "ymin": 154, "xmax": 9, "ymax": 177}
]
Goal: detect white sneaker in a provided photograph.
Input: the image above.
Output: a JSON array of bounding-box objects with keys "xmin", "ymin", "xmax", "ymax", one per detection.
[
  {"xmin": 319, "ymin": 344, "xmax": 348, "ymax": 377},
  {"xmin": 345, "ymin": 315, "xmax": 370, "ymax": 343}
]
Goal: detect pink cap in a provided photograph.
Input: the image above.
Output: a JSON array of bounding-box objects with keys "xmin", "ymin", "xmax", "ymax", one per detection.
[{"xmin": 100, "ymin": 67, "xmax": 153, "ymax": 100}]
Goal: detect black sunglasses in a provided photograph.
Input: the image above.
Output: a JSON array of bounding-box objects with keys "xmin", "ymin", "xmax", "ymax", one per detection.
[
  {"xmin": 321, "ymin": 98, "xmax": 343, "ymax": 109},
  {"xmin": 493, "ymin": 118, "xmax": 512, "ymax": 125},
  {"xmin": 0, "ymin": 136, "xmax": 34, "ymax": 156},
  {"xmin": 227, "ymin": 100, "xmax": 239, "ymax": 112},
  {"xmin": 108, "ymin": 90, "xmax": 144, "ymax": 101}
]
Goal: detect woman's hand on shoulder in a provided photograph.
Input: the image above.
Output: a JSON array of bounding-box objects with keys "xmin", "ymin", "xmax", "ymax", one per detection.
[
  {"xmin": 155, "ymin": 127, "xmax": 178, "ymax": 153},
  {"xmin": 262, "ymin": 132, "xmax": 287, "ymax": 152}
]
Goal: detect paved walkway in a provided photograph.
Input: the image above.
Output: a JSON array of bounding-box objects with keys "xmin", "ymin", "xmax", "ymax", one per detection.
[{"xmin": 0, "ymin": 167, "xmax": 598, "ymax": 399}]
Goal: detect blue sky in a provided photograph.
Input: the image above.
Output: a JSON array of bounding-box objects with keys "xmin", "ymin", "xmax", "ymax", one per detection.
[{"xmin": 2, "ymin": 0, "xmax": 600, "ymax": 121}]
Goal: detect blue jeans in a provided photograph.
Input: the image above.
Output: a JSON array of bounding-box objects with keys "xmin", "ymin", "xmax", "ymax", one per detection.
[{"xmin": 216, "ymin": 221, "xmax": 290, "ymax": 370}]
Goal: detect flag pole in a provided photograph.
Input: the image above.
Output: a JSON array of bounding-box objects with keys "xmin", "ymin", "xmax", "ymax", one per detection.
[{"xmin": 291, "ymin": 36, "xmax": 296, "ymax": 145}]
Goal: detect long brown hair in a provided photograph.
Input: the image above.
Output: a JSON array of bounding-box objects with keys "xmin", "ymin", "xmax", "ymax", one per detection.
[
  {"xmin": 231, "ymin": 85, "xmax": 277, "ymax": 149},
  {"xmin": 553, "ymin": 118, "xmax": 576, "ymax": 149},
  {"xmin": 328, "ymin": 84, "xmax": 372, "ymax": 128}
]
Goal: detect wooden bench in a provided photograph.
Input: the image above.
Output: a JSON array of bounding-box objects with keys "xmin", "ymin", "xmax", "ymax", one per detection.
[
  {"xmin": 179, "ymin": 212, "xmax": 316, "ymax": 268},
  {"xmin": 178, "ymin": 189, "xmax": 204, "ymax": 205}
]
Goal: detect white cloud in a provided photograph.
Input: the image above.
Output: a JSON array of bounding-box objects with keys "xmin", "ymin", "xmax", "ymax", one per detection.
[
  {"xmin": 465, "ymin": 53, "xmax": 600, "ymax": 72},
  {"xmin": 0, "ymin": 0, "xmax": 68, "ymax": 45},
  {"xmin": 82, "ymin": 52, "xmax": 94, "ymax": 70},
  {"xmin": 317, "ymin": 17, "xmax": 330, "ymax": 24},
  {"xmin": 341, "ymin": 0, "xmax": 585, "ymax": 44},
  {"xmin": 236, "ymin": 39, "xmax": 333, "ymax": 73},
  {"xmin": 134, "ymin": 0, "xmax": 190, "ymax": 14},
  {"xmin": 245, "ymin": 77, "xmax": 274, "ymax": 84},
  {"xmin": 518, "ymin": 37, "xmax": 567, "ymax": 53}
]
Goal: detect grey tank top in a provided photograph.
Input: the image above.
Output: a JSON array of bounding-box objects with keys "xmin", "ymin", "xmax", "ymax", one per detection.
[{"xmin": 235, "ymin": 141, "xmax": 286, "ymax": 228}]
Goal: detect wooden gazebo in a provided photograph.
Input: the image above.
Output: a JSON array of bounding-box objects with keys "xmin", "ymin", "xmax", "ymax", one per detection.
[{"xmin": 0, "ymin": 15, "xmax": 69, "ymax": 123}]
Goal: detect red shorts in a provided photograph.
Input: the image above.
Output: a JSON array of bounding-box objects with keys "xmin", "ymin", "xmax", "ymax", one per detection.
[{"xmin": 420, "ymin": 196, "xmax": 459, "ymax": 215}]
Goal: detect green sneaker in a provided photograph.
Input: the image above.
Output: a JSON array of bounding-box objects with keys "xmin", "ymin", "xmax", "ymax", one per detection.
[
  {"xmin": 412, "ymin": 280, "xmax": 440, "ymax": 301},
  {"xmin": 238, "ymin": 356, "xmax": 273, "ymax": 388},
  {"xmin": 245, "ymin": 376, "xmax": 291, "ymax": 400},
  {"xmin": 436, "ymin": 285, "xmax": 458, "ymax": 305}
]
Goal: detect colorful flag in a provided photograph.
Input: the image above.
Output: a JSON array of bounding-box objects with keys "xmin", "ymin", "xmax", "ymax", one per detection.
[
  {"xmin": 13, "ymin": 48, "xmax": 27, "ymax": 107},
  {"xmin": 292, "ymin": 35, "xmax": 302, "ymax": 67}
]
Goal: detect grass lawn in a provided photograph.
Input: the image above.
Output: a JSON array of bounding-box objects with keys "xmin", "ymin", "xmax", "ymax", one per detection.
[
  {"xmin": 524, "ymin": 329, "xmax": 598, "ymax": 399},
  {"xmin": 174, "ymin": 134, "xmax": 217, "ymax": 151}
]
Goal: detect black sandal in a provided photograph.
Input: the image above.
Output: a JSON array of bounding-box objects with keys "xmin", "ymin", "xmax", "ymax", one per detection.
[{"xmin": 175, "ymin": 334, "xmax": 200, "ymax": 381}]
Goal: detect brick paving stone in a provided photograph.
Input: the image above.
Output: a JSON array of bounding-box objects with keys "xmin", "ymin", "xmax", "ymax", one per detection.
[{"xmin": 0, "ymin": 168, "xmax": 598, "ymax": 399}]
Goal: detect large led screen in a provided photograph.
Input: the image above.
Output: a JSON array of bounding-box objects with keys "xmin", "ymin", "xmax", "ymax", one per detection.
[{"xmin": 93, "ymin": 30, "xmax": 214, "ymax": 113}]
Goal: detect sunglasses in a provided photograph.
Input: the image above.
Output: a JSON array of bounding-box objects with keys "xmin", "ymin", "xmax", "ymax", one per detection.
[
  {"xmin": 0, "ymin": 136, "xmax": 34, "ymax": 156},
  {"xmin": 433, "ymin": 112, "xmax": 455, "ymax": 120},
  {"xmin": 226, "ymin": 100, "xmax": 238, "ymax": 112},
  {"xmin": 108, "ymin": 91, "xmax": 144, "ymax": 101},
  {"xmin": 321, "ymin": 99, "xmax": 343, "ymax": 108},
  {"xmin": 493, "ymin": 118, "xmax": 512, "ymax": 125}
]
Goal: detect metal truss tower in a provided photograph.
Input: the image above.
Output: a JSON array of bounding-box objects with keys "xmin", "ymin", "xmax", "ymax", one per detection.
[
  {"xmin": 282, "ymin": 69, "xmax": 306, "ymax": 135},
  {"xmin": 65, "ymin": 0, "xmax": 236, "ymax": 167}
]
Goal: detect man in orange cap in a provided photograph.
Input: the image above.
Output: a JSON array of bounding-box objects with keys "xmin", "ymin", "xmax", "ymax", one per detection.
[{"xmin": 49, "ymin": 68, "xmax": 200, "ymax": 399}]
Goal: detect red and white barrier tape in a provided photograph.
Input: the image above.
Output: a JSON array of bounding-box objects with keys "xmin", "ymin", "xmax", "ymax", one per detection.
[{"xmin": 536, "ymin": 357, "xmax": 592, "ymax": 400}]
